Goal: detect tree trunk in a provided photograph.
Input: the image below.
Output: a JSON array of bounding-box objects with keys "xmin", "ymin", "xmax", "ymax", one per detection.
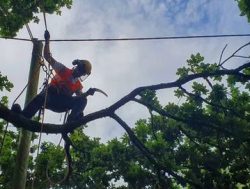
[{"xmin": 12, "ymin": 39, "xmax": 43, "ymax": 189}]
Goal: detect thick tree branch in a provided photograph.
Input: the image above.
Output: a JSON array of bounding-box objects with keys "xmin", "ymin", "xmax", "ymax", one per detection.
[
  {"xmin": 110, "ymin": 114, "xmax": 198, "ymax": 187},
  {"xmin": 1, "ymin": 47, "xmax": 248, "ymax": 188},
  {"xmin": 0, "ymin": 62, "xmax": 249, "ymax": 135},
  {"xmin": 110, "ymin": 114, "xmax": 155, "ymax": 162}
]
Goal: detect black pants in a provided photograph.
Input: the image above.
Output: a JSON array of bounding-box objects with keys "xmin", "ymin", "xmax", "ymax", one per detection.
[{"xmin": 22, "ymin": 86, "xmax": 87, "ymax": 122}]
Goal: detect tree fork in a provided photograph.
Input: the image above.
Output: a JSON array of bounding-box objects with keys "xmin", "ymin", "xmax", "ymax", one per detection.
[{"xmin": 12, "ymin": 39, "xmax": 43, "ymax": 189}]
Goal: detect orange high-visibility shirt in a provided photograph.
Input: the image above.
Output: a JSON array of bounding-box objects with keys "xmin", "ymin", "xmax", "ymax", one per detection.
[{"xmin": 50, "ymin": 67, "xmax": 83, "ymax": 96}]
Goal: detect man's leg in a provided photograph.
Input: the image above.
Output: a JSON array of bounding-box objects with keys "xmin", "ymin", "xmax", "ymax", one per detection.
[
  {"xmin": 45, "ymin": 94, "xmax": 72, "ymax": 113},
  {"xmin": 22, "ymin": 92, "xmax": 45, "ymax": 119},
  {"xmin": 11, "ymin": 104, "xmax": 22, "ymax": 114},
  {"xmin": 67, "ymin": 96, "xmax": 87, "ymax": 123}
]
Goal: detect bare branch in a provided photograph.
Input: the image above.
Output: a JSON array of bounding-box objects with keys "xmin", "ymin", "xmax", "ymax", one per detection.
[
  {"xmin": 233, "ymin": 55, "xmax": 250, "ymax": 59},
  {"xmin": 110, "ymin": 114, "xmax": 154, "ymax": 161},
  {"xmin": 220, "ymin": 42, "xmax": 250, "ymax": 66},
  {"xmin": 219, "ymin": 44, "xmax": 228, "ymax": 65}
]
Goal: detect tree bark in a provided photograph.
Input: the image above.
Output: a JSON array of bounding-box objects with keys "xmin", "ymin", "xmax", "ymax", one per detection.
[{"xmin": 12, "ymin": 39, "xmax": 43, "ymax": 189}]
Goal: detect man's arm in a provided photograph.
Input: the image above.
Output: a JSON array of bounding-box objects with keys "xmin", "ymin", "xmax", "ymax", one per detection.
[
  {"xmin": 43, "ymin": 41, "xmax": 57, "ymax": 66},
  {"xmin": 75, "ymin": 90, "xmax": 83, "ymax": 96},
  {"xmin": 43, "ymin": 30, "xmax": 66, "ymax": 73}
]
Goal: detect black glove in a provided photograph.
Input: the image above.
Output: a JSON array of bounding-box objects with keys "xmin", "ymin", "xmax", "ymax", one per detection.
[
  {"xmin": 44, "ymin": 30, "xmax": 50, "ymax": 42},
  {"xmin": 87, "ymin": 88, "xmax": 95, "ymax": 96}
]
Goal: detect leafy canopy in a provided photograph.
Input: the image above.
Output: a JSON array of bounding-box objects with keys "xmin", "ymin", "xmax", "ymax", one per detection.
[
  {"xmin": 0, "ymin": 0, "xmax": 72, "ymax": 37},
  {"xmin": 236, "ymin": 0, "xmax": 250, "ymax": 22},
  {"xmin": 19, "ymin": 51, "xmax": 250, "ymax": 188}
]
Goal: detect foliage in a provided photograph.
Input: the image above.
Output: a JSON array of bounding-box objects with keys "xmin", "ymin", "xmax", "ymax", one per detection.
[
  {"xmin": 20, "ymin": 52, "xmax": 250, "ymax": 188},
  {"xmin": 0, "ymin": 0, "xmax": 72, "ymax": 37},
  {"xmin": 0, "ymin": 51, "xmax": 249, "ymax": 188},
  {"xmin": 1, "ymin": 1, "xmax": 250, "ymax": 187},
  {"xmin": 236, "ymin": 0, "xmax": 250, "ymax": 23},
  {"xmin": 0, "ymin": 74, "xmax": 38, "ymax": 189},
  {"xmin": 0, "ymin": 72, "xmax": 13, "ymax": 92},
  {"xmin": 1, "ymin": 52, "xmax": 250, "ymax": 188},
  {"xmin": 176, "ymin": 53, "xmax": 219, "ymax": 79},
  {"xmin": 0, "ymin": 73, "xmax": 16, "ymax": 188}
]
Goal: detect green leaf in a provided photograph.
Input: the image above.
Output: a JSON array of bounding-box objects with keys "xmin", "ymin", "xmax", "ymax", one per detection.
[
  {"xmin": 174, "ymin": 88, "xmax": 185, "ymax": 98},
  {"xmin": 0, "ymin": 72, "xmax": 13, "ymax": 92},
  {"xmin": 0, "ymin": 0, "xmax": 73, "ymax": 37},
  {"xmin": 139, "ymin": 89, "xmax": 161, "ymax": 109},
  {"xmin": 176, "ymin": 67, "xmax": 190, "ymax": 78},
  {"xmin": 192, "ymin": 82, "xmax": 208, "ymax": 95}
]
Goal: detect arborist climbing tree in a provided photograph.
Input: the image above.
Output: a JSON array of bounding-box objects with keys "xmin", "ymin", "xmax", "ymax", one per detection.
[
  {"xmin": 12, "ymin": 30, "xmax": 96, "ymax": 123},
  {"xmin": 10, "ymin": 30, "xmax": 108, "ymax": 185}
]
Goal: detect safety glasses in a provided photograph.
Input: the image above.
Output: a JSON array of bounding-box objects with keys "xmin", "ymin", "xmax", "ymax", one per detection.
[{"xmin": 79, "ymin": 74, "xmax": 89, "ymax": 82}]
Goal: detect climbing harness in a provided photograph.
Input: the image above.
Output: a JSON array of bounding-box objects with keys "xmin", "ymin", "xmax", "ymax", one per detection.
[{"xmin": 36, "ymin": 63, "xmax": 52, "ymax": 154}]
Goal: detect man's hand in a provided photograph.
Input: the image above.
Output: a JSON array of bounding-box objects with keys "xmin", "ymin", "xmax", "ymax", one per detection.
[
  {"xmin": 86, "ymin": 88, "xmax": 95, "ymax": 96},
  {"xmin": 85, "ymin": 88, "xmax": 108, "ymax": 97},
  {"xmin": 44, "ymin": 30, "xmax": 50, "ymax": 42}
]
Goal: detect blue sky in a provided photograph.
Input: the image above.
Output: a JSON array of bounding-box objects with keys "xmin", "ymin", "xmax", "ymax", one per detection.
[{"xmin": 1, "ymin": 0, "xmax": 250, "ymax": 143}]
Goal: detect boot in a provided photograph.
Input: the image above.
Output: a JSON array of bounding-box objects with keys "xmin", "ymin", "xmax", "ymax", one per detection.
[
  {"xmin": 11, "ymin": 103, "xmax": 22, "ymax": 114},
  {"xmin": 67, "ymin": 112, "xmax": 84, "ymax": 123}
]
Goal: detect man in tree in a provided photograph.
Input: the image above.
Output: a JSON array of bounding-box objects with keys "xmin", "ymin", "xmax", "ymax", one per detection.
[{"xmin": 12, "ymin": 30, "xmax": 93, "ymax": 123}]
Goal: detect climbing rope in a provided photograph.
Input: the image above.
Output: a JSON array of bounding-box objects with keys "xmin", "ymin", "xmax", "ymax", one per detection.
[
  {"xmin": 43, "ymin": 12, "xmax": 48, "ymax": 31},
  {"xmin": 31, "ymin": 54, "xmax": 53, "ymax": 189},
  {"xmin": 58, "ymin": 111, "xmax": 69, "ymax": 147},
  {"xmin": 31, "ymin": 9, "xmax": 54, "ymax": 188},
  {"xmin": 25, "ymin": 24, "xmax": 34, "ymax": 40},
  {"xmin": 45, "ymin": 112, "xmax": 70, "ymax": 186},
  {"xmin": 35, "ymin": 57, "xmax": 54, "ymax": 139},
  {"xmin": 36, "ymin": 64, "xmax": 51, "ymax": 155}
]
